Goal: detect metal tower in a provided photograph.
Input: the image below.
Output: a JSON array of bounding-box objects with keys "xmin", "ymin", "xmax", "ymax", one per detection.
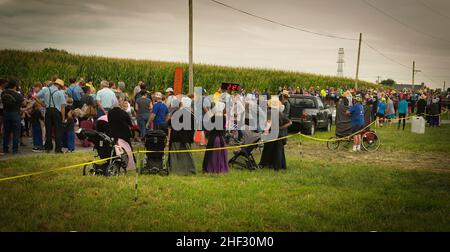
[{"xmin": 337, "ymin": 48, "xmax": 344, "ymax": 77}]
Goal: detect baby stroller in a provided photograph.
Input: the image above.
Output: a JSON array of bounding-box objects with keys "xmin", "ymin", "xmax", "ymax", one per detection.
[
  {"xmin": 228, "ymin": 129, "xmax": 261, "ymax": 170},
  {"xmin": 76, "ymin": 128, "xmax": 129, "ymax": 176},
  {"xmin": 142, "ymin": 129, "xmax": 169, "ymax": 175}
]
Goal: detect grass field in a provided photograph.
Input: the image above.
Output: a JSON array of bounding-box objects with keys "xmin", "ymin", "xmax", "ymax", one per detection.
[{"xmin": 0, "ymin": 123, "xmax": 449, "ymax": 231}]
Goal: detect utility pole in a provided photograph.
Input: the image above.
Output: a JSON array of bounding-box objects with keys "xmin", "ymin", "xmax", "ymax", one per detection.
[
  {"xmin": 412, "ymin": 61, "xmax": 415, "ymax": 90},
  {"xmin": 189, "ymin": 0, "xmax": 194, "ymax": 94},
  {"xmin": 444, "ymin": 81, "xmax": 446, "ymax": 91},
  {"xmin": 355, "ymin": 33, "xmax": 362, "ymax": 90},
  {"xmin": 337, "ymin": 48, "xmax": 344, "ymax": 77},
  {"xmin": 376, "ymin": 76, "xmax": 381, "ymax": 84},
  {"xmin": 412, "ymin": 61, "xmax": 421, "ymax": 91}
]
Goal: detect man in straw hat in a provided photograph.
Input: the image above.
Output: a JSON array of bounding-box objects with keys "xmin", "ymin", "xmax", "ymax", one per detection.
[
  {"xmin": 280, "ymin": 90, "xmax": 290, "ymax": 117},
  {"xmin": 34, "ymin": 78, "xmax": 66, "ymax": 153}
]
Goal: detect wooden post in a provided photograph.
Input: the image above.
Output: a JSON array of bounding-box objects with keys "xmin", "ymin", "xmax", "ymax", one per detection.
[
  {"xmin": 355, "ymin": 33, "xmax": 362, "ymax": 90},
  {"xmin": 412, "ymin": 61, "xmax": 415, "ymax": 90},
  {"xmin": 189, "ymin": 0, "xmax": 194, "ymax": 94}
]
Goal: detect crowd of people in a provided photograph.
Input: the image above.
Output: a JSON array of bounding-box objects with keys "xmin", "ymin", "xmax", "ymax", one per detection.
[
  {"xmin": 0, "ymin": 76, "xmax": 447, "ymax": 172},
  {"xmin": 0, "ymin": 76, "xmax": 293, "ymax": 175}
]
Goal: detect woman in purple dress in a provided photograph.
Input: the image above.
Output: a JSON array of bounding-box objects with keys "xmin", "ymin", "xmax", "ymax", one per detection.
[{"xmin": 202, "ymin": 102, "xmax": 228, "ymax": 173}]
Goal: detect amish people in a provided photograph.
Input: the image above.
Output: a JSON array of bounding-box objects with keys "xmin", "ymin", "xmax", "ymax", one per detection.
[
  {"xmin": 259, "ymin": 97, "xmax": 292, "ymax": 170},
  {"xmin": 35, "ymin": 79, "xmax": 66, "ymax": 153},
  {"xmin": 167, "ymin": 97, "xmax": 196, "ymax": 175},
  {"xmin": 202, "ymin": 101, "xmax": 229, "ymax": 174}
]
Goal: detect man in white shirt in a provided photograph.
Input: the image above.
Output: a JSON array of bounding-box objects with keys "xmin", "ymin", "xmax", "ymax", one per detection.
[{"xmin": 96, "ymin": 80, "xmax": 117, "ymax": 117}]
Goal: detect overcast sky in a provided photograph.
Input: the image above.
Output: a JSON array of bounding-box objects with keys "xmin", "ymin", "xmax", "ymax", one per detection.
[{"xmin": 0, "ymin": 0, "xmax": 449, "ymax": 88}]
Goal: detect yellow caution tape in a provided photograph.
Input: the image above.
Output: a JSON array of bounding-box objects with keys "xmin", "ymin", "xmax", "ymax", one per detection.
[
  {"xmin": 0, "ymin": 108, "xmax": 448, "ymax": 182},
  {"xmin": 0, "ymin": 155, "xmax": 128, "ymax": 183}
]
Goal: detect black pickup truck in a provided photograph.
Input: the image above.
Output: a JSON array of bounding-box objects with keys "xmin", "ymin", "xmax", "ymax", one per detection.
[{"xmin": 287, "ymin": 95, "xmax": 332, "ymax": 135}]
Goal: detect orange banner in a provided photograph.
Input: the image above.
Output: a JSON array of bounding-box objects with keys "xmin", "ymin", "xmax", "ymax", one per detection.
[{"xmin": 173, "ymin": 67, "xmax": 183, "ymax": 95}]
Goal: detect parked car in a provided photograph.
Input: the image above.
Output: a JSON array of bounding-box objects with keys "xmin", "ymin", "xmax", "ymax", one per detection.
[{"xmin": 287, "ymin": 95, "xmax": 332, "ymax": 135}]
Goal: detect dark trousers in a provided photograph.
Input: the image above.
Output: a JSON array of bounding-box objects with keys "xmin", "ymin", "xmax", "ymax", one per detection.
[
  {"xmin": 398, "ymin": 113, "xmax": 406, "ymax": 130},
  {"xmin": 411, "ymin": 103, "xmax": 415, "ymax": 114},
  {"xmin": 430, "ymin": 116, "xmax": 439, "ymax": 127},
  {"xmin": 137, "ymin": 115, "xmax": 149, "ymax": 138},
  {"xmin": 2, "ymin": 112, "xmax": 21, "ymax": 153},
  {"xmin": 24, "ymin": 115, "xmax": 30, "ymax": 137},
  {"xmin": 44, "ymin": 108, "xmax": 63, "ymax": 152},
  {"xmin": 63, "ymin": 130, "xmax": 75, "ymax": 151},
  {"xmin": 32, "ymin": 124, "xmax": 43, "ymax": 148}
]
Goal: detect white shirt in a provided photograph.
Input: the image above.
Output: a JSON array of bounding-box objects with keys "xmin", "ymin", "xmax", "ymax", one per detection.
[{"xmin": 96, "ymin": 88, "xmax": 117, "ymax": 109}]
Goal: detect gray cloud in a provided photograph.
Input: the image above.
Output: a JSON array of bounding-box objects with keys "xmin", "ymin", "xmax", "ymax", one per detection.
[{"xmin": 0, "ymin": 0, "xmax": 449, "ymax": 88}]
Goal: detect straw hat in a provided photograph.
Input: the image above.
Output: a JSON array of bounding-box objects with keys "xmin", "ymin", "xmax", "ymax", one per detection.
[
  {"xmin": 54, "ymin": 79, "xmax": 65, "ymax": 87},
  {"xmin": 268, "ymin": 97, "xmax": 282, "ymax": 109}
]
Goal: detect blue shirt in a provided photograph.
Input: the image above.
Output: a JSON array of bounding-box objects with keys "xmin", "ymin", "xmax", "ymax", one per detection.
[
  {"xmin": 377, "ymin": 101, "xmax": 386, "ymax": 114},
  {"xmin": 398, "ymin": 99, "xmax": 408, "ymax": 114},
  {"xmin": 349, "ymin": 103, "xmax": 365, "ymax": 126},
  {"xmin": 36, "ymin": 85, "xmax": 66, "ymax": 112},
  {"xmin": 152, "ymin": 101, "xmax": 169, "ymax": 126},
  {"xmin": 67, "ymin": 84, "xmax": 83, "ymax": 101}
]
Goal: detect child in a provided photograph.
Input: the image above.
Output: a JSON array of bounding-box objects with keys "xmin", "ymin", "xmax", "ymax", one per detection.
[
  {"xmin": 376, "ymin": 97, "xmax": 386, "ymax": 127},
  {"xmin": 78, "ymin": 106, "xmax": 96, "ymax": 147},
  {"xmin": 30, "ymin": 102, "xmax": 44, "ymax": 152},
  {"xmin": 19, "ymin": 99, "xmax": 31, "ymax": 147},
  {"xmin": 63, "ymin": 98, "xmax": 75, "ymax": 152}
]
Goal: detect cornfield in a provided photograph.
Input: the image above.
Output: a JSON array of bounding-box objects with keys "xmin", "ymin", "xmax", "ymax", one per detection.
[{"xmin": 0, "ymin": 49, "xmax": 376, "ymax": 93}]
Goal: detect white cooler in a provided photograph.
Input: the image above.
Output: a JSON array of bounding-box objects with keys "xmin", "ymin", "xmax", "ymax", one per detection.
[{"xmin": 411, "ymin": 116, "xmax": 426, "ymax": 134}]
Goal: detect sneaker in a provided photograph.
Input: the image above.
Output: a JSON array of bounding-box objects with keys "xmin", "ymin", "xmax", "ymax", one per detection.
[{"xmin": 32, "ymin": 148, "xmax": 43, "ymax": 153}]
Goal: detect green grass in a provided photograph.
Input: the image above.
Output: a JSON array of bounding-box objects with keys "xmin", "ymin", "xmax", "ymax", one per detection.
[
  {"xmin": 0, "ymin": 124, "xmax": 449, "ymax": 231},
  {"xmin": 0, "ymin": 49, "xmax": 377, "ymax": 93}
]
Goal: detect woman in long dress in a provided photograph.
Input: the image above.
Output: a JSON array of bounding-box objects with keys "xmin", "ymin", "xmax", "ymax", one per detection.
[
  {"xmin": 202, "ymin": 102, "xmax": 229, "ymax": 174},
  {"xmin": 259, "ymin": 97, "xmax": 292, "ymax": 171},
  {"xmin": 167, "ymin": 97, "xmax": 196, "ymax": 175}
]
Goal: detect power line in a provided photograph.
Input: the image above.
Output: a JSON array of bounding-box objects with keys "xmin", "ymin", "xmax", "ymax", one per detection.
[
  {"xmin": 209, "ymin": 0, "xmax": 443, "ymax": 85},
  {"xmin": 363, "ymin": 41, "xmax": 411, "ymax": 70},
  {"xmin": 360, "ymin": 0, "xmax": 450, "ymax": 44},
  {"xmin": 416, "ymin": 0, "xmax": 450, "ymax": 20},
  {"xmin": 209, "ymin": 0, "xmax": 357, "ymax": 41},
  {"xmin": 364, "ymin": 42, "xmax": 439, "ymax": 84}
]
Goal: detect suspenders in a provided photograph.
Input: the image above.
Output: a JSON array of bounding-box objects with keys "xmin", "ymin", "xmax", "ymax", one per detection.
[{"xmin": 47, "ymin": 88, "xmax": 58, "ymax": 109}]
